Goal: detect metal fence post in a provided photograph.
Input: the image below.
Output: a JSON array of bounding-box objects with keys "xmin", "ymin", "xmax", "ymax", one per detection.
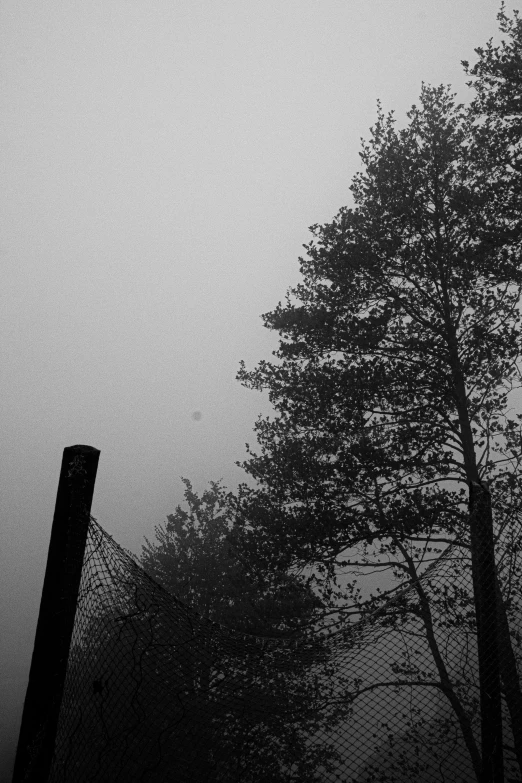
[{"xmin": 12, "ymin": 445, "xmax": 100, "ymax": 783}]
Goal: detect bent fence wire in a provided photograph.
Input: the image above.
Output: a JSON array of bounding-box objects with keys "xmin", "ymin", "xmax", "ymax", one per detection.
[{"xmin": 20, "ymin": 514, "xmax": 522, "ymax": 783}]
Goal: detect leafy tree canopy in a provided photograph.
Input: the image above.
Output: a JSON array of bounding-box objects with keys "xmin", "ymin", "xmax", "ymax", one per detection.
[
  {"xmin": 463, "ymin": 3, "xmax": 522, "ymax": 123},
  {"xmin": 140, "ymin": 478, "xmax": 323, "ymax": 636},
  {"xmin": 232, "ymin": 77, "xmax": 522, "ymax": 607}
]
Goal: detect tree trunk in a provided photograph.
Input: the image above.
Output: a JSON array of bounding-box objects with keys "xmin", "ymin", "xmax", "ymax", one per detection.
[
  {"xmin": 495, "ymin": 571, "xmax": 522, "ymax": 777},
  {"xmin": 445, "ymin": 331, "xmax": 513, "ymax": 781},
  {"xmin": 469, "ymin": 481, "xmax": 505, "ymax": 783},
  {"xmin": 397, "ymin": 540, "xmax": 483, "ymax": 780}
]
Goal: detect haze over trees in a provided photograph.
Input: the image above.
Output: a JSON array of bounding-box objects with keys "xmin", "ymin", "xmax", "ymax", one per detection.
[
  {"xmin": 142, "ymin": 6, "xmax": 522, "ymax": 781},
  {"xmin": 140, "ymin": 478, "xmax": 324, "ymax": 637},
  {"xmin": 139, "ymin": 480, "xmax": 346, "ymax": 782}
]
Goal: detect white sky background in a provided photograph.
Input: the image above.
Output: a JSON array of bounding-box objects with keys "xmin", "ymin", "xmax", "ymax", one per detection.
[{"xmin": 1, "ymin": 1, "xmax": 521, "ymax": 778}]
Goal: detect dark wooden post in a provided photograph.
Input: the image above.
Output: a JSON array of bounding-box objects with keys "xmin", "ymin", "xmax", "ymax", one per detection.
[
  {"xmin": 469, "ymin": 480, "xmax": 504, "ymax": 783},
  {"xmin": 12, "ymin": 445, "xmax": 100, "ymax": 783}
]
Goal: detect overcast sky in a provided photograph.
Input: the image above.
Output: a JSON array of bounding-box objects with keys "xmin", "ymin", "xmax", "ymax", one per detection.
[{"xmin": 2, "ymin": 1, "xmax": 521, "ymax": 779}]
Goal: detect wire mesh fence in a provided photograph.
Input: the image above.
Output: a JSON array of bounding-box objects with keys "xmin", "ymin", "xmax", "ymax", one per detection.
[{"xmin": 17, "ymin": 502, "xmax": 522, "ymax": 783}]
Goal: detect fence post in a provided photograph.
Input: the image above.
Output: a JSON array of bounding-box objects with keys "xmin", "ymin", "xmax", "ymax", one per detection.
[
  {"xmin": 469, "ymin": 480, "xmax": 504, "ymax": 783},
  {"xmin": 12, "ymin": 445, "xmax": 100, "ymax": 783}
]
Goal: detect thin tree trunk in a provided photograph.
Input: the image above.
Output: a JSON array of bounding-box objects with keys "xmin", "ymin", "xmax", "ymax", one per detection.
[
  {"xmin": 396, "ymin": 541, "xmax": 482, "ymax": 780},
  {"xmin": 468, "ymin": 481, "xmax": 504, "ymax": 782},
  {"xmin": 495, "ymin": 571, "xmax": 522, "ymax": 776}
]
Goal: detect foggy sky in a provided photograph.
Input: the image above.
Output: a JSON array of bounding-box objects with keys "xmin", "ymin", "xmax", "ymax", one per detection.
[{"xmin": 1, "ymin": 1, "xmax": 520, "ymax": 780}]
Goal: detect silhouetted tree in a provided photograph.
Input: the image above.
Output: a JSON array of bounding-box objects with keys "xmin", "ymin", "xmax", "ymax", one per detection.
[
  {"xmin": 137, "ymin": 479, "xmax": 345, "ymax": 782},
  {"xmin": 232, "ymin": 73, "xmax": 522, "ymax": 780},
  {"xmin": 140, "ymin": 478, "xmax": 322, "ymax": 637}
]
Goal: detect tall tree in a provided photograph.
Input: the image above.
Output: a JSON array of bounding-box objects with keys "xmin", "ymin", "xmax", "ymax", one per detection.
[{"xmin": 233, "ymin": 76, "xmax": 522, "ymax": 781}]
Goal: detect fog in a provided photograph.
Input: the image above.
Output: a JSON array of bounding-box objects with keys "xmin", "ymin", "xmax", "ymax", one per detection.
[{"xmin": 1, "ymin": 1, "xmax": 519, "ymax": 779}]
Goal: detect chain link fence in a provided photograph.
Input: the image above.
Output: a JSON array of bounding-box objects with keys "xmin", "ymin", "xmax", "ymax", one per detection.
[{"xmin": 15, "ymin": 499, "xmax": 522, "ymax": 783}]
